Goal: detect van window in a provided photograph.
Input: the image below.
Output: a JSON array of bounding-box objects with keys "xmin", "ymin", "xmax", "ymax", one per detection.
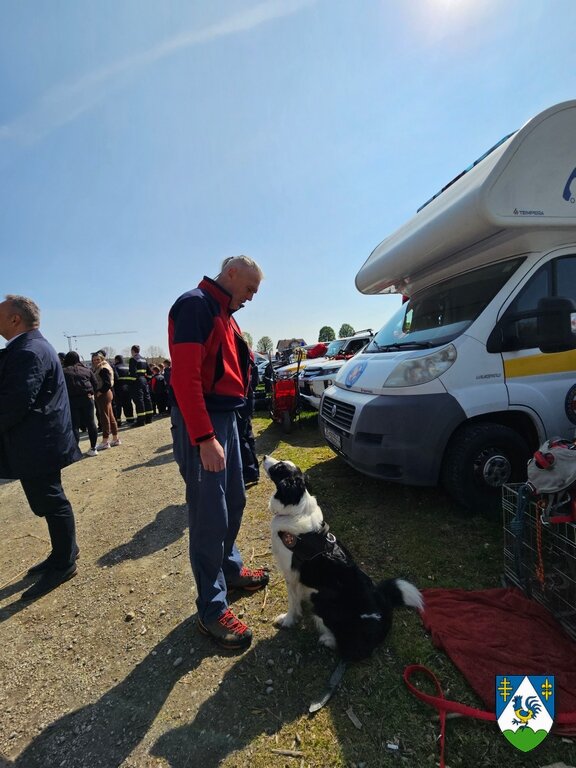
[
  {"xmin": 498, "ymin": 255, "xmax": 576, "ymax": 350},
  {"xmin": 556, "ymin": 256, "xmax": 576, "ymax": 298},
  {"xmin": 367, "ymin": 258, "xmax": 524, "ymax": 351},
  {"xmin": 326, "ymin": 339, "xmax": 347, "ymax": 357},
  {"xmin": 342, "ymin": 338, "xmax": 369, "ymax": 355}
]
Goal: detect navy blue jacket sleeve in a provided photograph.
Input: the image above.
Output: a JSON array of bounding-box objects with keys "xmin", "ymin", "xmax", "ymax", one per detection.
[{"xmin": 0, "ymin": 347, "xmax": 46, "ymax": 431}]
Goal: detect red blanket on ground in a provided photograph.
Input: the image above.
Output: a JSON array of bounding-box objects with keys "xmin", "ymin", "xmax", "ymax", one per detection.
[{"xmin": 420, "ymin": 587, "xmax": 576, "ymax": 736}]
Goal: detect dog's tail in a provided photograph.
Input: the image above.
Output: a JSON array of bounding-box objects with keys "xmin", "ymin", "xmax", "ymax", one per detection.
[{"xmin": 376, "ymin": 578, "xmax": 424, "ymax": 612}]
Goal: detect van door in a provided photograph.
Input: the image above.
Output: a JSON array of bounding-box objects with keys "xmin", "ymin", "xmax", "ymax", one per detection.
[{"xmin": 495, "ymin": 253, "xmax": 576, "ymax": 438}]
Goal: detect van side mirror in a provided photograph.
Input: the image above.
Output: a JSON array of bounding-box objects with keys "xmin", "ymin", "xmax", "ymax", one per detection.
[{"xmin": 537, "ymin": 296, "xmax": 576, "ymax": 353}]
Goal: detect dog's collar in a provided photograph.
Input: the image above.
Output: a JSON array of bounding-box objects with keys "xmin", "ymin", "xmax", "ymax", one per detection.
[{"xmin": 278, "ymin": 520, "xmax": 339, "ymax": 561}]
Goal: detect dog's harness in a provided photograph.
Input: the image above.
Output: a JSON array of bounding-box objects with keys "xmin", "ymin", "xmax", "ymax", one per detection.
[{"xmin": 278, "ymin": 521, "xmax": 347, "ymax": 564}]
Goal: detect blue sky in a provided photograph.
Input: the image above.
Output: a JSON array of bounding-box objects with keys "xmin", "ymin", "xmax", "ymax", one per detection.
[{"xmin": 1, "ymin": 0, "xmax": 575, "ymax": 359}]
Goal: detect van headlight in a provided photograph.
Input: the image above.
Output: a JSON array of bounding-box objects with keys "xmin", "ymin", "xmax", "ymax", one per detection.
[{"xmin": 383, "ymin": 344, "xmax": 457, "ymax": 387}]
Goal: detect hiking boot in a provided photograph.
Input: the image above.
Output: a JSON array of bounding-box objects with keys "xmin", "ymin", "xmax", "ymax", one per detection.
[
  {"xmin": 227, "ymin": 566, "xmax": 269, "ymax": 593},
  {"xmin": 20, "ymin": 564, "xmax": 78, "ymax": 601},
  {"xmin": 197, "ymin": 608, "xmax": 252, "ymax": 650},
  {"xmin": 27, "ymin": 548, "xmax": 80, "ymax": 576}
]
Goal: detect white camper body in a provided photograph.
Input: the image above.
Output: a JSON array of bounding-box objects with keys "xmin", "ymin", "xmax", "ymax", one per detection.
[{"xmin": 319, "ymin": 100, "xmax": 576, "ymax": 512}]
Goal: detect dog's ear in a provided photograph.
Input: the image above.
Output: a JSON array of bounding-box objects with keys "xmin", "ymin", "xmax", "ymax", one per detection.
[
  {"xmin": 302, "ymin": 471, "xmax": 313, "ymax": 495},
  {"xmin": 276, "ymin": 475, "xmax": 307, "ymax": 506}
]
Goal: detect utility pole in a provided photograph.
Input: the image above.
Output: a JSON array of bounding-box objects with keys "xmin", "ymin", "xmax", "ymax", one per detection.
[{"xmin": 63, "ymin": 330, "xmax": 137, "ymax": 353}]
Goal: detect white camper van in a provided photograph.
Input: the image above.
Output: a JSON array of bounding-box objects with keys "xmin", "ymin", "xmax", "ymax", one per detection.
[{"xmin": 319, "ymin": 100, "xmax": 576, "ymax": 513}]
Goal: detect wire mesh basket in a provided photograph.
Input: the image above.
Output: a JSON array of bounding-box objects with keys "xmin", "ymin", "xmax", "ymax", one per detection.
[{"xmin": 503, "ymin": 483, "xmax": 576, "ymax": 641}]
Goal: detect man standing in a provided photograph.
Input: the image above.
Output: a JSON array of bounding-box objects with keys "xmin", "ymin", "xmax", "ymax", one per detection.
[
  {"xmin": 169, "ymin": 256, "xmax": 268, "ymax": 651},
  {"xmin": 129, "ymin": 344, "xmax": 153, "ymax": 426},
  {"xmin": 112, "ymin": 354, "xmax": 135, "ymax": 426},
  {"xmin": 0, "ymin": 295, "xmax": 81, "ymax": 600}
]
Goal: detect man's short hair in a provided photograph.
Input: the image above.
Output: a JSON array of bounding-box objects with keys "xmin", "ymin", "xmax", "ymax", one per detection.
[
  {"xmin": 114, "ymin": 355, "xmax": 123, "ymax": 363},
  {"xmin": 220, "ymin": 255, "xmax": 264, "ymax": 279},
  {"xmin": 5, "ymin": 295, "xmax": 40, "ymax": 329},
  {"xmin": 131, "ymin": 344, "xmax": 140, "ymax": 354}
]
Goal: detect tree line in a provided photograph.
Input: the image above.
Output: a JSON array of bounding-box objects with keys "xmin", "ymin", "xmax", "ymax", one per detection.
[{"xmin": 244, "ymin": 324, "xmax": 356, "ymax": 354}]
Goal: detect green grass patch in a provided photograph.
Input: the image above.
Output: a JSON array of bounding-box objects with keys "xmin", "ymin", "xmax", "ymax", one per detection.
[{"xmin": 226, "ymin": 411, "xmax": 576, "ymax": 768}]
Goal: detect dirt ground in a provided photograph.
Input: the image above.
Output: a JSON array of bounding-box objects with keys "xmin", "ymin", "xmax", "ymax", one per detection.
[
  {"xmin": 2, "ymin": 415, "xmax": 576, "ymax": 768},
  {"xmin": 0, "ymin": 416, "xmax": 297, "ymax": 768}
]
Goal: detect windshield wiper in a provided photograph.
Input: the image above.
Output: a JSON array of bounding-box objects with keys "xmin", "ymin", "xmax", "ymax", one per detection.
[{"xmin": 371, "ymin": 341, "xmax": 434, "ymax": 352}]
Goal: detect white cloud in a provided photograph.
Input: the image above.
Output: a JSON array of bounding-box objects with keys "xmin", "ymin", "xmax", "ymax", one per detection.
[{"xmin": 0, "ymin": 0, "xmax": 315, "ymax": 144}]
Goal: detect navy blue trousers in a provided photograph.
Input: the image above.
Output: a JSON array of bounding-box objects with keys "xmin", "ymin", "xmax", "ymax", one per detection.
[
  {"xmin": 20, "ymin": 471, "xmax": 78, "ymax": 570},
  {"xmin": 171, "ymin": 407, "xmax": 246, "ymax": 623}
]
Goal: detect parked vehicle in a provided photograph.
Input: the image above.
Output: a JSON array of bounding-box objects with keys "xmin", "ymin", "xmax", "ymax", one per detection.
[
  {"xmin": 253, "ymin": 352, "xmax": 270, "ymax": 380},
  {"xmin": 319, "ymin": 100, "xmax": 576, "ymax": 513},
  {"xmin": 269, "ymin": 356, "xmax": 302, "ymax": 433},
  {"xmin": 274, "ymin": 343, "xmax": 330, "ymax": 379},
  {"xmin": 299, "ymin": 330, "xmax": 374, "ymax": 409}
]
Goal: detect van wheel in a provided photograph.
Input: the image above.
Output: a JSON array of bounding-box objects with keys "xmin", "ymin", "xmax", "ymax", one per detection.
[{"xmin": 441, "ymin": 423, "xmax": 530, "ymax": 515}]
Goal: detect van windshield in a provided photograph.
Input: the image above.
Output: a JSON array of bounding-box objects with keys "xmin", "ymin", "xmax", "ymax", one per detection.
[{"xmin": 367, "ymin": 258, "xmax": 524, "ymax": 351}]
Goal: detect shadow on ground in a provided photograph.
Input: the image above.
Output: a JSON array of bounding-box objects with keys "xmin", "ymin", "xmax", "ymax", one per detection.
[{"xmin": 97, "ymin": 504, "xmax": 187, "ymax": 567}]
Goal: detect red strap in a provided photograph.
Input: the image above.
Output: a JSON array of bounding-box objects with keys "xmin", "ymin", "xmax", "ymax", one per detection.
[{"xmin": 403, "ymin": 665, "xmax": 496, "ymax": 768}]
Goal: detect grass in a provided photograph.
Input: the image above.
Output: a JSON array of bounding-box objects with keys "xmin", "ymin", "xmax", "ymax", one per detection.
[{"xmin": 230, "ymin": 406, "xmax": 576, "ymax": 768}]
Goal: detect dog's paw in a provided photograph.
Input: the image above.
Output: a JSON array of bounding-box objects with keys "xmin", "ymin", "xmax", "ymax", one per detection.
[
  {"xmin": 274, "ymin": 613, "xmax": 298, "ymax": 628},
  {"xmin": 318, "ymin": 632, "xmax": 337, "ymax": 650}
]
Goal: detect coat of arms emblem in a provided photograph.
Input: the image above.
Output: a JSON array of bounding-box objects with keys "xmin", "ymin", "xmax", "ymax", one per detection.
[{"xmin": 496, "ymin": 675, "xmax": 555, "ymax": 752}]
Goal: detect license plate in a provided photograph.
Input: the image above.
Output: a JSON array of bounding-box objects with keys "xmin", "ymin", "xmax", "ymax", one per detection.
[{"xmin": 324, "ymin": 425, "xmax": 341, "ymax": 450}]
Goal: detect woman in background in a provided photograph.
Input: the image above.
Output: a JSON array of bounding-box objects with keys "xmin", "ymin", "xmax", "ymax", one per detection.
[{"xmin": 91, "ymin": 352, "xmax": 121, "ymax": 450}]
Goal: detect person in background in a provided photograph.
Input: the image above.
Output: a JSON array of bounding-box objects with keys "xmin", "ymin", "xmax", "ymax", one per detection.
[
  {"xmin": 0, "ymin": 295, "xmax": 81, "ymax": 600},
  {"xmin": 129, "ymin": 344, "xmax": 153, "ymax": 426},
  {"xmin": 169, "ymin": 255, "xmax": 268, "ymax": 651},
  {"xmin": 91, "ymin": 352, "xmax": 121, "ymax": 450},
  {"xmin": 112, "ymin": 354, "xmax": 135, "ymax": 427},
  {"xmin": 162, "ymin": 358, "xmax": 175, "ymax": 410},
  {"xmin": 62, "ymin": 351, "xmax": 99, "ymax": 456},
  {"xmin": 149, "ymin": 365, "xmax": 169, "ymax": 415}
]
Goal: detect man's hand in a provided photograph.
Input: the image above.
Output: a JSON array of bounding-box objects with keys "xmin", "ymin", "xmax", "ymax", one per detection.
[{"xmin": 199, "ymin": 437, "xmax": 225, "ymax": 472}]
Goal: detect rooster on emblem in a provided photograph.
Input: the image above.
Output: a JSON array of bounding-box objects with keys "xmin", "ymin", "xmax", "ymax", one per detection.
[{"xmin": 511, "ymin": 695, "xmax": 542, "ymax": 729}]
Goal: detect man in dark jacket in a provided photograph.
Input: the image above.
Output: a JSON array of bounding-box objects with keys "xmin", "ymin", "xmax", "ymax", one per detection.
[
  {"xmin": 129, "ymin": 345, "xmax": 153, "ymax": 426},
  {"xmin": 0, "ymin": 295, "xmax": 81, "ymax": 600},
  {"xmin": 112, "ymin": 354, "xmax": 135, "ymax": 426}
]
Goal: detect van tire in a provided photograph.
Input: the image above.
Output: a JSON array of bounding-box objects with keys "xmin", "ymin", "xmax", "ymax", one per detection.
[{"xmin": 441, "ymin": 423, "xmax": 530, "ymax": 515}]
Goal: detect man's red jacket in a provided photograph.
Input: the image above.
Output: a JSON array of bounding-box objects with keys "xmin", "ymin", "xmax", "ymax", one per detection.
[{"xmin": 168, "ymin": 277, "xmax": 250, "ymax": 445}]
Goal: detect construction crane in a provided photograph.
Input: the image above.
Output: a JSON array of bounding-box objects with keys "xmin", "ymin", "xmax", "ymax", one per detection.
[{"xmin": 63, "ymin": 330, "xmax": 137, "ymax": 353}]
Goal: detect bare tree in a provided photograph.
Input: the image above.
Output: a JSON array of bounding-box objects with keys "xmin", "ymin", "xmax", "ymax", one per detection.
[{"xmin": 145, "ymin": 345, "xmax": 166, "ymax": 359}]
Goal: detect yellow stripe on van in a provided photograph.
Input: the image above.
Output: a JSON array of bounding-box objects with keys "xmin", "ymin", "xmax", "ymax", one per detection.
[{"xmin": 504, "ymin": 350, "xmax": 576, "ymax": 378}]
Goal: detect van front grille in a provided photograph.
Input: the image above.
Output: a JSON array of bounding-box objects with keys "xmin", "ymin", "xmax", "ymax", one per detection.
[{"xmin": 321, "ymin": 395, "xmax": 355, "ymax": 431}]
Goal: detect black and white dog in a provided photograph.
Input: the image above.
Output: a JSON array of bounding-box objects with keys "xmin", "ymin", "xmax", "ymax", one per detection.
[{"xmin": 263, "ymin": 455, "xmax": 424, "ymax": 662}]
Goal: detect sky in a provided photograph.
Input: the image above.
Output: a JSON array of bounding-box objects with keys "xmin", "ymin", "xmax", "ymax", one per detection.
[{"xmin": 1, "ymin": 0, "xmax": 576, "ymax": 359}]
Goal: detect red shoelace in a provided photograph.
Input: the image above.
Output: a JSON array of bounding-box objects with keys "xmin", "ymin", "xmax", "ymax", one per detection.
[
  {"xmin": 218, "ymin": 608, "xmax": 249, "ymax": 635},
  {"xmin": 239, "ymin": 566, "xmax": 267, "ymax": 579}
]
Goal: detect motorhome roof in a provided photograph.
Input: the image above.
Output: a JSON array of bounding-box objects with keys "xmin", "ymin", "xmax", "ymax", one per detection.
[{"xmin": 356, "ymin": 100, "xmax": 576, "ymax": 296}]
